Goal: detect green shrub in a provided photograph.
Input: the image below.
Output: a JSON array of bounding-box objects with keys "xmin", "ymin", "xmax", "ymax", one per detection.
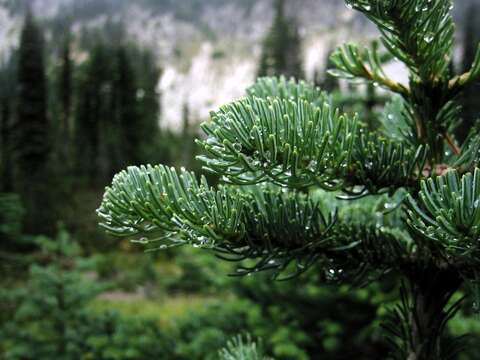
[
  {"xmin": 174, "ymin": 298, "xmax": 260, "ymax": 360},
  {"xmin": 165, "ymin": 247, "xmax": 234, "ymax": 294},
  {"xmin": 0, "ymin": 193, "xmax": 26, "ymax": 250},
  {"xmin": 93, "ymin": 252, "xmax": 157, "ymax": 292},
  {"xmin": 0, "ymin": 231, "xmax": 174, "ymax": 360},
  {"xmin": 79, "ymin": 311, "xmax": 176, "ymax": 360}
]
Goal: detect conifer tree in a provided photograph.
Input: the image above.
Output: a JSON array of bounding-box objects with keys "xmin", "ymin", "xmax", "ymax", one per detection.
[
  {"xmin": 1, "ymin": 232, "xmax": 176, "ymax": 359},
  {"xmin": 257, "ymin": 0, "xmax": 304, "ymax": 79},
  {"xmin": 57, "ymin": 34, "xmax": 73, "ymax": 166},
  {"xmin": 0, "ymin": 53, "xmax": 17, "ymax": 193},
  {"xmin": 113, "ymin": 46, "xmax": 139, "ymax": 168},
  {"xmin": 14, "ymin": 11, "xmax": 54, "ymax": 234},
  {"xmin": 75, "ymin": 40, "xmax": 161, "ymax": 183},
  {"xmin": 134, "ymin": 49, "xmax": 161, "ymax": 159},
  {"xmin": 1, "ymin": 232, "xmax": 105, "ymax": 358},
  {"xmin": 75, "ymin": 42, "xmax": 111, "ymax": 182},
  {"xmin": 98, "ymin": 1, "xmax": 480, "ymax": 359}
]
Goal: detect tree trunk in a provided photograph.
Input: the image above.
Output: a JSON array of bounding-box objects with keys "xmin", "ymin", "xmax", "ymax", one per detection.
[{"xmin": 406, "ymin": 268, "xmax": 462, "ymax": 360}]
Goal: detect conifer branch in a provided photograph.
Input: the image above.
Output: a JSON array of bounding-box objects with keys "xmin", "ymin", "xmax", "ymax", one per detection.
[
  {"xmin": 198, "ymin": 77, "xmax": 426, "ymax": 194},
  {"xmin": 97, "ymin": 164, "xmax": 407, "ymax": 277},
  {"xmin": 344, "ymin": 0, "xmax": 455, "ymax": 83},
  {"xmin": 449, "ymin": 44, "xmax": 480, "ymax": 90},
  {"xmin": 197, "ymin": 78, "xmax": 356, "ymax": 190},
  {"xmin": 406, "ymin": 168, "xmax": 480, "ymax": 269},
  {"xmin": 95, "ymin": 1, "xmax": 480, "ymax": 357},
  {"xmin": 329, "ymin": 43, "xmax": 409, "ymax": 96}
]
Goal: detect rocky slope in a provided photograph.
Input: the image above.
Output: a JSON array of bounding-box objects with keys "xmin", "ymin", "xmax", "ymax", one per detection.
[{"xmin": 0, "ymin": 0, "xmax": 475, "ymax": 129}]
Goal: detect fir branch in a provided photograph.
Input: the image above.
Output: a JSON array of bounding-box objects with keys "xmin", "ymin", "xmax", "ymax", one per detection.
[
  {"xmin": 346, "ymin": 131, "xmax": 428, "ymax": 195},
  {"xmin": 198, "ymin": 77, "xmax": 425, "ymax": 195},
  {"xmin": 247, "ymin": 76, "xmax": 327, "ymax": 106},
  {"xmin": 97, "ymin": 165, "xmax": 245, "ymax": 244},
  {"xmin": 197, "ymin": 78, "xmax": 356, "ymax": 190},
  {"xmin": 329, "ymin": 43, "xmax": 409, "ymax": 96},
  {"xmin": 345, "ymin": 0, "xmax": 455, "ymax": 83},
  {"xmin": 97, "ymin": 164, "xmax": 408, "ymax": 278},
  {"xmin": 406, "ymin": 168, "xmax": 480, "ymax": 269},
  {"xmin": 98, "ymin": 165, "xmax": 359, "ymax": 276}
]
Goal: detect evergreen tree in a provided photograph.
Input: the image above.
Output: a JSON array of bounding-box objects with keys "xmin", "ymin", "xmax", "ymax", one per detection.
[
  {"xmin": 0, "ymin": 53, "xmax": 17, "ymax": 193},
  {"xmin": 1, "ymin": 231, "xmax": 105, "ymax": 358},
  {"xmin": 0, "ymin": 193, "xmax": 24, "ymax": 253},
  {"xmin": 99, "ymin": 1, "xmax": 480, "ymax": 358},
  {"xmin": 57, "ymin": 34, "xmax": 73, "ymax": 166},
  {"xmin": 457, "ymin": 2, "xmax": 480, "ymax": 144},
  {"xmin": 14, "ymin": 11, "xmax": 54, "ymax": 235},
  {"xmin": 134, "ymin": 49, "xmax": 161, "ymax": 163},
  {"xmin": 113, "ymin": 46, "xmax": 139, "ymax": 168},
  {"xmin": 1, "ymin": 231, "xmax": 176, "ymax": 359},
  {"xmin": 75, "ymin": 39, "xmax": 161, "ymax": 183},
  {"xmin": 74, "ymin": 42, "xmax": 112, "ymax": 183},
  {"xmin": 257, "ymin": 0, "xmax": 304, "ymax": 79}
]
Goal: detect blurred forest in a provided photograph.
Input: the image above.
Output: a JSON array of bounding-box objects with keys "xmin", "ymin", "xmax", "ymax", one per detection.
[{"xmin": 1, "ymin": 0, "xmax": 480, "ymax": 359}]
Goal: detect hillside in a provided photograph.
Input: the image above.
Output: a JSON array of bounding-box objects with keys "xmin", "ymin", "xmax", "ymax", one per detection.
[{"xmin": 0, "ymin": 0, "xmax": 475, "ymax": 128}]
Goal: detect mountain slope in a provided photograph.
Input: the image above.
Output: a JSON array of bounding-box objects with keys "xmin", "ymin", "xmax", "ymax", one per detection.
[{"xmin": 0, "ymin": 0, "xmax": 475, "ymax": 129}]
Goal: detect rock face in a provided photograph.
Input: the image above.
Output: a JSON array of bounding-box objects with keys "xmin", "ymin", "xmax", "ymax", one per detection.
[{"xmin": 0, "ymin": 0, "xmax": 475, "ymax": 129}]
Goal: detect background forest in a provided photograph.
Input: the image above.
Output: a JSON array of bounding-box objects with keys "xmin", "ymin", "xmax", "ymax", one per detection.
[{"xmin": 1, "ymin": 0, "xmax": 480, "ymax": 359}]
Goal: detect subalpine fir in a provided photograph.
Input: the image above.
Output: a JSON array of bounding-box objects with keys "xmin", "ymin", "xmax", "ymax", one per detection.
[{"xmin": 98, "ymin": 1, "xmax": 480, "ymax": 358}]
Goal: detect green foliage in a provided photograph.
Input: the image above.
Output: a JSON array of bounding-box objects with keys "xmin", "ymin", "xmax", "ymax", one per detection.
[
  {"xmin": 1, "ymin": 230, "xmax": 175, "ymax": 360},
  {"xmin": 1, "ymin": 230, "xmax": 105, "ymax": 359},
  {"xmin": 335, "ymin": 0, "xmax": 480, "ymax": 165},
  {"xmin": 0, "ymin": 193, "xmax": 24, "ymax": 243},
  {"xmin": 93, "ymin": 252, "xmax": 157, "ymax": 292},
  {"xmin": 164, "ymin": 247, "xmax": 233, "ymax": 293},
  {"xmin": 77, "ymin": 311, "xmax": 176, "ymax": 360},
  {"xmin": 74, "ymin": 38, "xmax": 162, "ymax": 183},
  {"xmin": 198, "ymin": 78, "xmax": 355, "ymax": 189},
  {"xmin": 330, "ymin": 42, "xmax": 408, "ymax": 95},
  {"xmin": 406, "ymin": 168, "xmax": 480, "ymax": 269},
  {"xmin": 14, "ymin": 11, "xmax": 55, "ymax": 235},
  {"xmin": 15, "ymin": 11, "xmax": 50, "ymax": 173},
  {"xmin": 344, "ymin": 0, "xmax": 455, "ymax": 82},
  {"xmin": 51, "ymin": 33, "xmax": 73, "ymax": 172},
  {"xmin": 196, "ymin": 77, "xmax": 428, "ymax": 194},
  {"xmin": 99, "ymin": 161, "xmax": 418, "ymax": 280},
  {"xmin": 231, "ymin": 265, "xmax": 394, "ymax": 359},
  {"xmin": 174, "ymin": 298, "xmax": 260, "ymax": 360},
  {"xmin": 95, "ymin": 1, "xmax": 480, "ymax": 359}
]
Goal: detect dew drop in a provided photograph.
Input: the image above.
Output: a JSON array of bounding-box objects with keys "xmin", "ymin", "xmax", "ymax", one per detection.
[{"xmin": 424, "ymin": 33, "xmax": 434, "ymax": 43}]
